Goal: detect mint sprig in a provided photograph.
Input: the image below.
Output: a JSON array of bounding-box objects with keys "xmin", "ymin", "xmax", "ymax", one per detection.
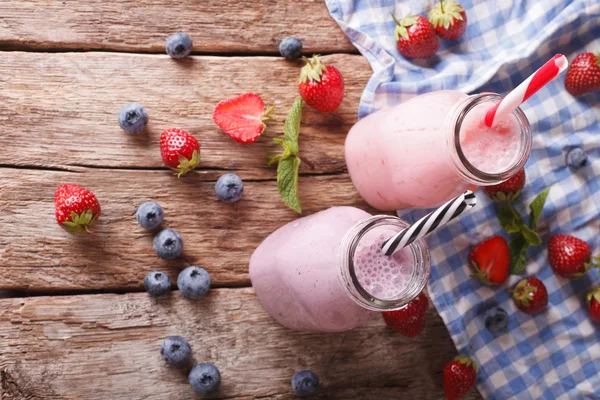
[{"xmin": 268, "ymin": 97, "xmax": 303, "ymax": 214}]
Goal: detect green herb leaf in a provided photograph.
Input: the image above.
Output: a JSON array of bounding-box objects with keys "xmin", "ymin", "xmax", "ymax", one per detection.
[
  {"xmin": 521, "ymin": 225, "xmax": 542, "ymax": 246},
  {"xmin": 509, "ymin": 234, "xmax": 529, "ymax": 275},
  {"xmin": 529, "ymin": 187, "xmax": 551, "ymax": 231},
  {"xmin": 498, "ymin": 204, "xmax": 522, "ymax": 233},
  {"xmin": 283, "ymin": 98, "xmax": 303, "ymax": 155},
  {"xmin": 277, "ymin": 156, "xmax": 301, "ymax": 214}
]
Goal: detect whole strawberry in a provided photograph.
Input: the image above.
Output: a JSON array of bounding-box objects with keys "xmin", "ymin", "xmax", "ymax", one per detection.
[
  {"xmin": 548, "ymin": 234, "xmax": 598, "ymax": 279},
  {"xmin": 512, "ymin": 277, "xmax": 548, "ymax": 315},
  {"xmin": 468, "ymin": 236, "xmax": 510, "ymax": 285},
  {"xmin": 443, "ymin": 354, "xmax": 478, "ymax": 400},
  {"xmin": 429, "ymin": 1, "xmax": 467, "ymax": 40},
  {"xmin": 160, "ymin": 128, "xmax": 200, "ymax": 177},
  {"xmin": 298, "ymin": 55, "xmax": 344, "ymax": 113},
  {"xmin": 382, "ymin": 292, "xmax": 429, "ymax": 337},
  {"xmin": 586, "ymin": 287, "xmax": 600, "ymax": 323},
  {"xmin": 213, "ymin": 93, "xmax": 274, "ymax": 144},
  {"xmin": 482, "ymin": 168, "xmax": 525, "ymax": 202},
  {"xmin": 54, "ymin": 184, "xmax": 101, "ymax": 234},
  {"xmin": 565, "ymin": 52, "xmax": 600, "ymax": 96},
  {"xmin": 392, "ymin": 13, "xmax": 440, "ymax": 59}
]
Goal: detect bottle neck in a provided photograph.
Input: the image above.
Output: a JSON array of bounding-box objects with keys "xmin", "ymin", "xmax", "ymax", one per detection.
[
  {"xmin": 338, "ymin": 215, "xmax": 430, "ymax": 312},
  {"xmin": 446, "ymin": 93, "xmax": 532, "ymax": 185}
]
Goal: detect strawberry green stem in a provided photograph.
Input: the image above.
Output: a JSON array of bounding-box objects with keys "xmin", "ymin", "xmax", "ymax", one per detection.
[
  {"xmin": 391, "ymin": 13, "xmax": 402, "ymax": 27},
  {"xmin": 440, "ymin": 0, "xmax": 444, "ymax": 13}
]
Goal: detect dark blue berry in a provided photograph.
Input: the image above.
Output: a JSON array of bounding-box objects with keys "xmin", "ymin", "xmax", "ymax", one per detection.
[
  {"xmin": 279, "ymin": 37, "xmax": 303, "ymax": 60},
  {"xmin": 484, "ymin": 306, "xmax": 509, "ymax": 334},
  {"xmin": 153, "ymin": 229, "xmax": 183, "ymax": 260},
  {"xmin": 166, "ymin": 32, "xmax": 193, "ymax": 59},
  {"xmin": 189, "ymin": 363, "xmax": 221, "ymax": 395},
  {"xmin": 118, "ymin": 103, "xmax": 148, "ymax": 134},
  {"xmin": 177, "ymin": 266, "xmax": 211, "ymax": 299},
  {"xmin": 291, "ymin": 370, "xmax": 319, "ymax": 397},
  {"xmin": 215, "ymin": 173, "xmax": 244, "ymax": 203},
  {"xmin": 566, "ymin": 147, "xmax": 587, "ymax": 170},
  {"xmin": 160, "ymin": 336, "xmax": 191, "ymax": 364},
  {"xmin": 136, "ymin": 201, "xmax": 164, "ymax": 230},
  {"xmin": 144, "ymin": 271, "xmax": 171, "ymax": 296}
]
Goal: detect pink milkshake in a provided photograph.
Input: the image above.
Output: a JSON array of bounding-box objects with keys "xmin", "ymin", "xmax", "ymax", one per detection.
[
  {"xmin": 249, "ymin": 207, "xmax": 430, "ymax": 332},
  {"xmin": 345, "ymin": 92, "xmax": 531, "ymax": 210}
]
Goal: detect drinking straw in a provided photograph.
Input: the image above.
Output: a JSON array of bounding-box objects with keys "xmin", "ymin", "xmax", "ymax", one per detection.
[
  {"xmin": 381, "ymin": 191, "xmax": 477, "ymax": 256},
  {"xmin": 485, "ymin": 54, "xmax": 568, "ymax": 127}
]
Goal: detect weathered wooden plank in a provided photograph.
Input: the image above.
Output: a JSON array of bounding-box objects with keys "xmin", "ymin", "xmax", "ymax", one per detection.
[
  {"xmin": 0, "ymin": 168, "xmax": 381, "ymax": 292},
  {"xmin": 0, "ymin": 52, "xmax": 368, "ymax": 176},
  {"xmin": 0, "ymin": 0, "xmax": 354, "ymax": 53},
  {"xmin": 0, "ymin": 289, "xmax": 481, "ymax": 399}
]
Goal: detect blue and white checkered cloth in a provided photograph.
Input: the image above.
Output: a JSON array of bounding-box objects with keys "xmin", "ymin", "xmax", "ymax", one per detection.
[{"xmin": 326, "ymin": 0, "xmax": 600, "ymax": 398}]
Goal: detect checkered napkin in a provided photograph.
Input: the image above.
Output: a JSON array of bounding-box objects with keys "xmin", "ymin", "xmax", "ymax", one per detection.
[{"xmin": 325, "ymin": 0, "xmax": 600, "ymax": 398}]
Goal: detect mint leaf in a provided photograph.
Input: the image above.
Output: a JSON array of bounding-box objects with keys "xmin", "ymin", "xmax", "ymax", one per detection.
[
  {"xmin": 529, "ymin": 187, "xmax": 551, "ymax": 231},
  {"xmin": 509, "ymin": 234, "xmax": 529, "ymax": 275},
  {"xmin": 277, "ymin": 156, "xmax": 301, "ymax": 213},
  {"xmin": 283, "ymin": 98, "xmax": 303, "ymax": 155},
  {"xmin": 521, "ymin": 225, "xmax": 542, "ymax": 246},
  {"xmin": 498, "ymin": 204, "xmax": 521, "ymax": 233}
]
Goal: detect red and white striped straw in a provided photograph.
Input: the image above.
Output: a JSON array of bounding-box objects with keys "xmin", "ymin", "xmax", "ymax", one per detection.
[{"xmin": 485, "ymin": 54, "xmax": 569, "ymax": 127}]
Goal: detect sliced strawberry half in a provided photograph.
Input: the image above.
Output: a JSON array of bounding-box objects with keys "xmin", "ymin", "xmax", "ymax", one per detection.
[{"xmin": 213, "ymin": 93, "xmax": 274, "ymax": 144}]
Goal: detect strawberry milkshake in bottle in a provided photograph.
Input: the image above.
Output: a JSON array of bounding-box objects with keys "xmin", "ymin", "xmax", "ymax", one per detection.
[
  {"xmin": 249, "ymin": 207, "xmax": 430, "ymax": 332},
  {"xmin": 345, "ymin": 92, "xmax": 532, "ymax": 210}
]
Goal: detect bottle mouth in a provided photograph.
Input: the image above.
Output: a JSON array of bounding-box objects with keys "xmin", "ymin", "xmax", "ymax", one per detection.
[
  {"xmin": 450, "ymin": 93, "xmax": 532, "ymax": 185},
  {"xmin": 339, "ymin": 215, "xmax": 430, "ymax": 312}
]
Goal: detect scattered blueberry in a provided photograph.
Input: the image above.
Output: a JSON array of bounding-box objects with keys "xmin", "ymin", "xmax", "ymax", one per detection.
[
  {"xmin": 144, "ymin": 271, "xmax": 171, "ymax": 296},
  {"xmin": 566, "ymin": 147, "xmax": 587, "ymax": 170},
  {"xmin": 166, "ymin": 32, "xmax": 193, "ymax": 59},
  {"xmin": 153, "ymin": 229, "xmax": 183, "ymax": 260},
  {"xmin": 189, "ymin": 363, "xmax": 221, "ymax": 395},
  {"xmin": 484, "ymin": 306, "xmax": 509, "ymax": 334},
  {"xmin": 279, "ymin": 36, "xmax": 303, "ymax": 60},
  {"xmin": 136, "ymin": 201, "xmax": 164, "ymax": 230},
  {"xmin": 118, "ymin": 103, "xmax": 149, "ymax": 134},
  {"xmin": 160, "ymin": 336, "xmax": 191, "ymax": 365},
  {"xmin": 291, "ymin": 370, "xmax": 319, "ymax": 397},
  {"xmin": 177, "ymin": 266, "xmax": 211, "ymax": 299},
  {"xmin": 215, "ymin": 173, "xmax": 244, "ymax": 203}
]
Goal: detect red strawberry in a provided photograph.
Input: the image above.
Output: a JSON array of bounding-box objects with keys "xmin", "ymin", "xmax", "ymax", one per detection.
[
  {"xmin": 392, "ymin": 13, "xmax": 440, "ymax": 59},
  {"xmin": 548, "ymin": 234, "xmax": 598, "ymax": 279},
  {"xmin": 468, "ymin": 236, "xmax": 510, "ymax": 285},
  {"xmin": 298, "ymin": 55, "xmax": 344, "ymax": 113},
  {"xmin": 429, "ymin": 1, "xmax": 467, "ymax": 40},
  {"xmin": 482, "ymin": 168, "xmax": 526, "ymax": 202},
  {"xmin": 585, "ymin": 287, "xmax": 600, "ymax": 323},
  {"xmin": 512, "ymin": 277, "xmax": 548, "ymax": 315},
  {"xmin": 564, "ymin": 52, "xmax": 600, "ymax": 96},
  {"xmin": 159, "ymin": 128, "xmax": 200, "ymax": 177},
  {"xmin": 382, "ymin": 292, "xmax": 429, "ymax": 337},
  {"xmin": 443, "ymin": 354, "xmax": 478, "ymax": 400},
  {"xmin": 54, "ymin": 184, "xmax": 101, "ymax": 234},
  {"xmin": 213, "ymin": 93, "xmax": 274, "ymax": 144}
]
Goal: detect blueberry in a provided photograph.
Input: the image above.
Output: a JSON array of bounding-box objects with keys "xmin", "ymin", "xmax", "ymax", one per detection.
[
  {"xmin": 177, "ymin": 266, "xmax": 211, "ymax": 299},
  {"xmin": 118, "ymin": 103, "xmax": 148, "ymax": 134},
  {"xmin": 279, "ymin": 36, "xmax": 303, "ymax": 60},
  {"xmin": 153, "ymin": 229, "xmax": 183, "ymax": 260},
  {"xmin": 189, "ymin": 363, "xmax": 221, "ymax": 395},
  {"xmin": 144, "ymin": 271, "xmax": 171, "ymax": 296},
  {"xmin": 166, "ymin": 32, "xmax": 193, "ymax": 59},
  {"xmin": 215, "ymin": 173, "xmax": 244, "ymax": 203},
  {"xmin": 566, "ymin": 147, "xmax": 587, "ymax": 170},
  {"xmin": 160, "ymin": 336, "xmax": 191, "ymax": 365},
  {"xmin": 484, "ymin": 306, "xmax": 509, "ymax": 334},
  {"xmin": 136, "ymin": 201, "xmax": 164, "ymax": 230},
  {"xmin": 291, "ymin": 370, "xmax": 319, "ymax": 397}
]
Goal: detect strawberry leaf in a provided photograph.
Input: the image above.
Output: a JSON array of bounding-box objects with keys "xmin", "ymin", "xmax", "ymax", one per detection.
[
  {"xmin": 277, "ymin": 156, "xmax": 301, "ymax": 214},
  {"xmin": 509, "ymin": 234, "xmax": 529, "ymax": 275},
  {"xmin": 529, "ymin": 187, "xmax": 551, "ymax": 231}
]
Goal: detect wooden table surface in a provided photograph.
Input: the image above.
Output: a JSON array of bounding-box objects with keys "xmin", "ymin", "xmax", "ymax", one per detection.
[{"xmin": 0, "ymin": 1, "xmax": 481, "ymax": 399}]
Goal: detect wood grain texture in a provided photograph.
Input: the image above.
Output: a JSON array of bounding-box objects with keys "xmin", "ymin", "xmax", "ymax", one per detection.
[
  {"xmin": 0, "ymin": 167, "xmax": 380, "ymax": 292},
  {"xmin": 0, "ymin": 52, "xmax": 369, "ymax": 176},
  {"xmin": 0, "ymin": 289, "xmax": 480, "ymax": 399},
  {"xmin": 0, "ymin": 0, "xmax": 354, "ymax": 53}
]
